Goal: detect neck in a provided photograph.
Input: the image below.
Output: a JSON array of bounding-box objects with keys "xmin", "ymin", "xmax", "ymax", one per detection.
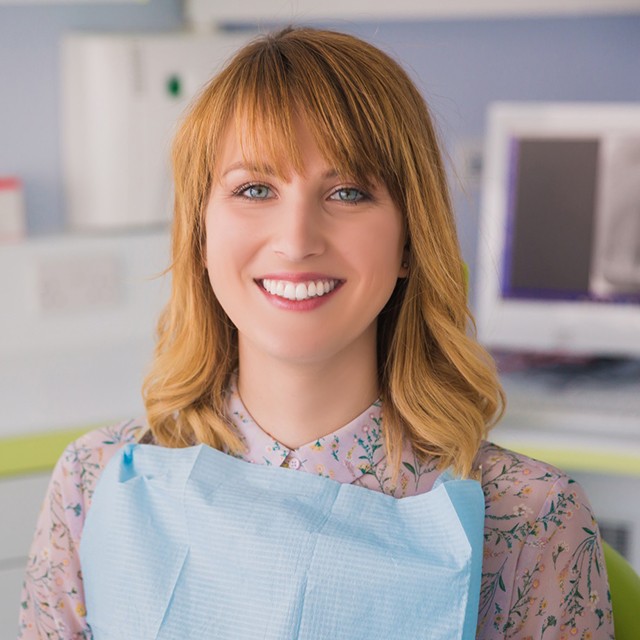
[{"xmin": 237, "ymin": 340, "xmax": 379, "ymax": 450}]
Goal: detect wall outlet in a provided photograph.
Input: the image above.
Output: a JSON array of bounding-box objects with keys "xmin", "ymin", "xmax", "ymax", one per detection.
[{"xmin": 455, "ymin": 138, "xmax": 484, "ymax": 188}]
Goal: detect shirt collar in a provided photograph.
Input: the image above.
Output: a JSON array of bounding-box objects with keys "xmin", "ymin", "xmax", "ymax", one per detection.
[{"xmin": 224, "ymin": 379, "xmax": 387, "ymax": 484}]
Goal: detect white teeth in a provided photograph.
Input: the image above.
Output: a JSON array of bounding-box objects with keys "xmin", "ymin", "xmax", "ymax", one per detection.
[
  {"xmin": 261, "ymin": 279, "xmax": 338, "ymax": 301},
  {"xmin": 284, "ymin": 282, "xmax": 296, "ymax": 300},
  {"xmin": 295, "ymin": 283, "xmax": 307, "ymax": 300}
]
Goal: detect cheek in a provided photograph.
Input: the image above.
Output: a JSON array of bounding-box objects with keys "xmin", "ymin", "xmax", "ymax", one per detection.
[
  {"xmin": 204, "ymin": 213, "xmax": 237, "ymax": 300},
  {"xmin": 361, "ymin": 214, "xmax": 405, "ymax": 267},
  {"xmin": 204, "ymin": 212, "xmax": 263, "ymax": 315},
  {"xmin": 205, "ymin": 211, "xmax": 249, "ymax": 270},
  {"xmin": 205, "ymin": 240, "xmax": 240, "ymax": 303}
]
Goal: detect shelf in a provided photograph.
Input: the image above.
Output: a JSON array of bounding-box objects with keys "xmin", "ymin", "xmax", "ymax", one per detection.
[{"xmin": 185, "ymin": 0, "xmax": 640, "ymax": 24}]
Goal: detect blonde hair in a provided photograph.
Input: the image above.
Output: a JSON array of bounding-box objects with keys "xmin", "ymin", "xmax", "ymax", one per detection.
[{"xmin": 143, "ymin": 26, "xmax": 504, "ymax": 480}]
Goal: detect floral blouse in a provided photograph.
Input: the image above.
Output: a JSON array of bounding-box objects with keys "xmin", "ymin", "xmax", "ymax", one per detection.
[{"xmin": 18, "ymin": 384, "xmax": 613, "ymax": 639}]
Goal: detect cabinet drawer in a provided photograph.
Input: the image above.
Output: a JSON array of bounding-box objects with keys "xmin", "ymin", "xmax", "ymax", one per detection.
[
  {"xmin": 0, "ymin": 473, "xmax": 51, "ymax": 638},
  {"xmin": 0, "ymin": 565, "xmax": 25, "ymax": 638},
  {"xmin": 0, "ymin": 474, "xmax": 50, "ymax": 561}
]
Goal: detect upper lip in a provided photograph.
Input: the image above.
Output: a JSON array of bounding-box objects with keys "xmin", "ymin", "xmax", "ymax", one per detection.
[{"xmin": 256, "ymin": 272, "xmax": 343, "ymax": 282}]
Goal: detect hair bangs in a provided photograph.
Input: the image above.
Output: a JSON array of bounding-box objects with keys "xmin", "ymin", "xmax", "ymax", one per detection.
[
  {"xmin": 225, "ymin": 43, "xmax": 302, "ymax": 181},
  {"xmin": 214, "ymin": 30, "xmax": 397, "ymax": 193}
]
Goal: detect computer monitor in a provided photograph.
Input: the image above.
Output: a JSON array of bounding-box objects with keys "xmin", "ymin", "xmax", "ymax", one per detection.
[{"xmin": 476, "ymin": 102, "xmax": 640, "ymax": 358}]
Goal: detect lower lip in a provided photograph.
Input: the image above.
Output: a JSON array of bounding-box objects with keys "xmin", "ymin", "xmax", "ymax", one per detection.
[{"xmin": 257, "ymin": 282, "xmax": 342, "ymax": 311}]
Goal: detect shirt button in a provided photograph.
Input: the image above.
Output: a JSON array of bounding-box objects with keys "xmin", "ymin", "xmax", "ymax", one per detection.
[{"xmin": 288, "ymin": 458, "xmax": 301, "ymax": 470}]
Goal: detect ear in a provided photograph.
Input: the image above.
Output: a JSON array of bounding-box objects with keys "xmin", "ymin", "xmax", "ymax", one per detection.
[{"xmin": 398, "ymin": 247, "xmax": 410, "ymax": 278}]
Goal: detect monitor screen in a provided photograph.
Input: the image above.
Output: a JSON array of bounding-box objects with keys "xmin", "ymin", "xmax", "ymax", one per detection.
[{"xmin": 476, "ymin": 103, "xmax": 640, "ymax": 357}]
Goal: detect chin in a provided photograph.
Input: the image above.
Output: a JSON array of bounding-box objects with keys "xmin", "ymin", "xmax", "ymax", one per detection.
[
  {"xmin": 264, "ymin": 342, "xmax": 338, "ymax": 366},
  {"xmin": 242, "ymin": 330, "xmax": 348, "ymax": 367}
]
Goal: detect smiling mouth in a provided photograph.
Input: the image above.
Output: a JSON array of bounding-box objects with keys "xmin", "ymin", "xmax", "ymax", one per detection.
[{"xmin": 258, "ymin": 278, "xmax": 342, "ymax": 301}]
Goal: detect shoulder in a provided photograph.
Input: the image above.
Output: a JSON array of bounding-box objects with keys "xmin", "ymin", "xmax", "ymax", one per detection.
[
  {"xmin": 477, "ymin": 439, "xmax": 566, "ymax": 479},
  {"xmin": 65, "ymin": 418, "xmax": 146, "ymax": 457},
  {"xmin": 53, "ymin": 418, "xmax": 146, "ymax": 514},
  {"xmin": 476, "ymin": 440, "xmax": 596, "ymax": 554},
  {"xmin": 477, "ymin": 440, "xmax": 577, "ymax": 506}
]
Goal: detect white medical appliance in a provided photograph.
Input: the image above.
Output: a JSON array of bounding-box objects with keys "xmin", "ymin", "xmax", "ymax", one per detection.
[{"xmin": 62, "ymin": 31, "xmax": 251, "ymax": 231}]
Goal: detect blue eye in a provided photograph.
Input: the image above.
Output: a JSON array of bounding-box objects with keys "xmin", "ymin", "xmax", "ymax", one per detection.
[
  {"xmin": 236, "ymin": 184, "xmax": 272, "ymax": 199},
  {"xmin": 331, "ymin": 187, "xmax": 366, "ymax": 203}
]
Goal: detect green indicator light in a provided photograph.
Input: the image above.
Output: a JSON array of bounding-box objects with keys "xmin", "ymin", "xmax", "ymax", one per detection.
[{"xmin": 167, "ymin": 75, "xmax": 182, "ymax": 98}]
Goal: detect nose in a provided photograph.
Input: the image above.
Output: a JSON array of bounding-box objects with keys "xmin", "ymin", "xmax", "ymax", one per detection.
[{"xmin": 272, "ymin": 195, "xmax": 326, "ymax": 262}]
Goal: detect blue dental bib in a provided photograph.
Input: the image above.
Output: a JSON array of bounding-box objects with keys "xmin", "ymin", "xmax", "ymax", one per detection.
[{"xmin": 80, "ymin": 443, "xmax": 484, "ymax": 639}]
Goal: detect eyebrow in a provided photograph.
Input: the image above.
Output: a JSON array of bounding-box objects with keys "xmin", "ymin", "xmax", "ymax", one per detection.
[
  {"xmin": 221, "ymin": 162, "xmax": 273, "ymax": 177},
  {"xmin": 221, "ymin": 161, "xmax": 340, "ymax": 180}
]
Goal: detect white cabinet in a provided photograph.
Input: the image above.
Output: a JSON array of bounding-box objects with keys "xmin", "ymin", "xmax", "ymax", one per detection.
[
  {"xmin": 0, "ymin": 473, "xmax": 51, "ymax": 638},
  {"xmin": 0, "ymin": 230, "xmax": 170, "ymax": 439}
]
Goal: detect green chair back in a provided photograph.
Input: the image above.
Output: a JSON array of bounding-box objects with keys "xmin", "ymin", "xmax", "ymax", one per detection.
[{"xmin": 603, "ymin": 540, "xmax": 640, "ymax": 639}]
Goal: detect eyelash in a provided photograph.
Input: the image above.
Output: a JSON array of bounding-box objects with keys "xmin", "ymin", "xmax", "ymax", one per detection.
[
  {"xmin": 231, "ymin": 182, "xmax": 372, "ymax": 204},
  {"xmin": 232, "ymin": 183, "xmax": 272, "ymax": 200},
  {"xmin": 329, "ymin": 187, "xmax": 372, "ymax": 205}
]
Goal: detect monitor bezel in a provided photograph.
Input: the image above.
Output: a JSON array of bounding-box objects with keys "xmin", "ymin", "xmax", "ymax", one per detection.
[{"xmin": 476, "ymin": 102, "xmax": 640, "ymax": 358}]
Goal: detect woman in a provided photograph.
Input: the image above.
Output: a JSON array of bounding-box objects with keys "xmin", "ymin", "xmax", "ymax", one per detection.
[{"xmin": 19, "ymin": 27, "xmax": 612, "ymax": 639}]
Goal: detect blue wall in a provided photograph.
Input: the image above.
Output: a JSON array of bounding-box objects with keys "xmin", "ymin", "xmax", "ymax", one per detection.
[{"xmin": 1, "ymin": 7, "xmax": 639, "ymax": 295}]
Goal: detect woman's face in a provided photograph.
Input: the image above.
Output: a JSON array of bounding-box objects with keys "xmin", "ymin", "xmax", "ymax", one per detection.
[{"xmin": 204, "ymin": 118, "xmax": 407, "ymax": 368}]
